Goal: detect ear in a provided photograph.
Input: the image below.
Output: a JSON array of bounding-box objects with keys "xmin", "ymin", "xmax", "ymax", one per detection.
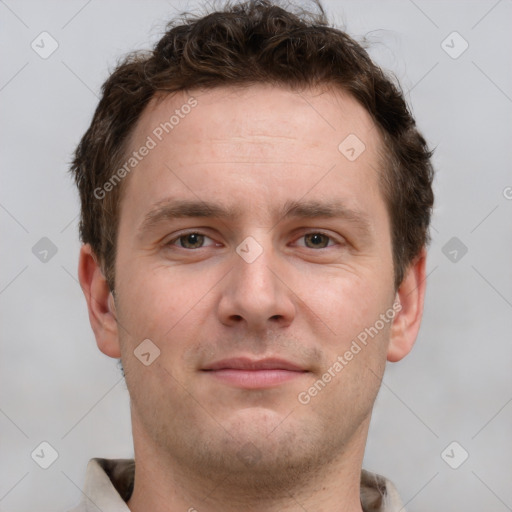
[
  {"xmin": 78, "ymin": 244, "xmax": 121, "ymax": 358},
  {"xmin": 387, "ymin": 247, "xmax": 427, "ymax": 362}
]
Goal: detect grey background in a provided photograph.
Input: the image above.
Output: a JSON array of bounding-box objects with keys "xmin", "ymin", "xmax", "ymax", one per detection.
[{"xmin": 1, "ymin": 0, "xmax": 511, "ymax": 510}]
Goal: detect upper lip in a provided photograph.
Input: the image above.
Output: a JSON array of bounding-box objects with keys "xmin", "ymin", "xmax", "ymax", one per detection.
[{"xmin": 202, "ymin": 357, "xmax": 306, "ymax": 372}]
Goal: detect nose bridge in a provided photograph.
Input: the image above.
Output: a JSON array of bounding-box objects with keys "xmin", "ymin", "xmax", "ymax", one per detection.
[
  {"xmin": 217, "ymin": 232, "xmax": 295, "ymax": 328},
  {"xmin": 234, "ymin": 234, "xmax": 279, "ymax": 303}
]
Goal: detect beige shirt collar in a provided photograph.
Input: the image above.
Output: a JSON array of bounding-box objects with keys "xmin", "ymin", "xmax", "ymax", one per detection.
[{"xmin": 68, "ymin": 458, "xmax": 406, "ymax": 512}]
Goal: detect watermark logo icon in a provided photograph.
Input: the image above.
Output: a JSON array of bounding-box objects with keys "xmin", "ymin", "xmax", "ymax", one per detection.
[
  {"xmin": 338, "ymin": 134, "xmax": 366, "ymax": 161},
  {"xmin": 236, "ymin": 236, "xmax": 263, "ymax": 263},
  {"xmin": 32, "ymin": 237, "xmax": 58, "ymax": 263},
  {"xmin": 237, "ymin": 442, "xmax": 262, "ymax": 467},
  {"xmin": 134, "ymin": 338, "xmax": 161, "ymax": 366},
  {"xmin": 442, "ymin": 236, "xmax": 468, "ymax": 263},
  {"xmin": 441, "ymin": 441, "xmax": 469, "ymax": 469},
  {"xmin": 31, "ymin": 32, "xmax": 59, "ymax": 59},
  {"xmin": 441, "ymin": 31, "xmax": 469, "ymax": 59},
  {"xmin": 31, "ymin": 441, "xmax": 59, "ymax": 469}
]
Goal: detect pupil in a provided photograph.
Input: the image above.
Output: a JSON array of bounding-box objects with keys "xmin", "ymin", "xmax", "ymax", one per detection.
[
  {"xmin": 307, "ymin": 233, "xmax": 327, "ymax": 248},
  {"xmin": 183, "ymin": 233, "xmax": 203, "ymax": 248}
]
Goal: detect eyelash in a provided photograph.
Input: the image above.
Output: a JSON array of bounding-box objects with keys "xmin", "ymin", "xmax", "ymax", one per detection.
[{"xmin": 165, "ymin": 230, "xmax": 341, "ymax": 250}]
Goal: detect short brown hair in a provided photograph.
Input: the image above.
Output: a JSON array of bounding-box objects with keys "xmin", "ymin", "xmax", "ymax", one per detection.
[{"xmin": 70, "ymin": 0, "xmax": 434, "ymax": 292}]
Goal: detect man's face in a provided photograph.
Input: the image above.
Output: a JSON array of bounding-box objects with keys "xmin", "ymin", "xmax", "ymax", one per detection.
[{"xmin": 112, "ymin": 84, "xmax": 397, "ymax": 482}]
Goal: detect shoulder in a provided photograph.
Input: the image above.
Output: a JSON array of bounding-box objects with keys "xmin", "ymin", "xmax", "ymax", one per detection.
[
  {"xmin": 360, "ymin": 469, "xmax": 406, "ymax": 512},
  {"xmin": 65, "ymin": 458, "xmax": 135, "ymax": 511}
]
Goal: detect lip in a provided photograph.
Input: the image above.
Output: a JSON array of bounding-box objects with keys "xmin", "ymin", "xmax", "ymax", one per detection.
[
  {"xmin": 203, "ymin": 357, "xmax": 305, "ymax": 372},
  {"xmin": 202, "ymin": 357, "xmax": 308, "ymax": 389}
]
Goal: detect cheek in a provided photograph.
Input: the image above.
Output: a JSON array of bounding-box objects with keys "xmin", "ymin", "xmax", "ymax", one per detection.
[
  {"xmin": 115, "ymin": 262, "xmax": 216, "ymax": 347},
  {"xmin": 295, "ymin": 267, "xmax": 389, "ymax": 342}
]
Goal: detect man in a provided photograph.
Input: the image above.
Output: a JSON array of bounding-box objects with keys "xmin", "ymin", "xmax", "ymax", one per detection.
[{"xmin": 71, "ymin": 0, "xmax": 434, "ymax": 510}]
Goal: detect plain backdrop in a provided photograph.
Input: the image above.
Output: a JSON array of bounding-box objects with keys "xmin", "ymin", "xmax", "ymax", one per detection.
[{"xmin": 1, "ymin": 1, "xmax": 511, "ymax": 511}]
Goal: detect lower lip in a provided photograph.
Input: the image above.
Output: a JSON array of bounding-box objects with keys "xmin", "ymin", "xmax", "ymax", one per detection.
[{"xmin": 205, "ymin": 369, "xmax": 306, "ymax": 389}]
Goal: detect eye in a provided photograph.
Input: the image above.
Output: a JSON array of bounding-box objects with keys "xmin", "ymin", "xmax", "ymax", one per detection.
[
  {"xmin": 296, "ymin": 232, "xmax": 338, "ymax": 249},
  {"xmin": 167, "ymin": 232, "xmax": 216, "ymax": 249}
]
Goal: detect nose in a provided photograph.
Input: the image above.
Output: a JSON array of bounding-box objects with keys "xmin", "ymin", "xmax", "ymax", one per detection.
[{"xmin": 216, "ymin": 239, "xmax": 296, "ymax": 331}]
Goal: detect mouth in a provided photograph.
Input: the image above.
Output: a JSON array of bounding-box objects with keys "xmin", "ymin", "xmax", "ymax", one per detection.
[{"xmin": 201, "ymin": 357, "xmax": 309, "ymax": 389}]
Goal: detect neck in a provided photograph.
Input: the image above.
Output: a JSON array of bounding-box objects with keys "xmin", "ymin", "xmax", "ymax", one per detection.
[{"xmin": 126, "ymin": 416, "xmax": 369, "ymax": 512}]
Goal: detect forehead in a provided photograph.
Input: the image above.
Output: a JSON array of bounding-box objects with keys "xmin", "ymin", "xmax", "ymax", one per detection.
[
  {"xmin": 119, "ymin": 84, "xmax": 387, "ymax": 228},
  {"xmin": 136, "ymin": 84, "xmax": 382, "ymax": 155}
]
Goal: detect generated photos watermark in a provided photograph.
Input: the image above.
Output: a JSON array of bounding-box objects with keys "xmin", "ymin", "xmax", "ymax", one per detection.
[
  {"xmin": 94, "ymin": 96, "xmax": 198, "ymax": 200},
  {"xmin": 298, "ymin": 301, "xmax": 402, "ymax": 405}
]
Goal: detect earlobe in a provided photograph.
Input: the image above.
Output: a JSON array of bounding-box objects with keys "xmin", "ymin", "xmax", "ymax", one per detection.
[
  {"xmin": 78, "ymin": 244, "xmax": 121, "ymax": 358},
  {"xmin": 387, "ymin": 247, "xmax": 427, "ymax": 362}
]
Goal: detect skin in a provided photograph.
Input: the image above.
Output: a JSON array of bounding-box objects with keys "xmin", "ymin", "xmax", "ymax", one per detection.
[{"xmin": 79, "ymin": 84, "xmax": 426, "ymax": 512}]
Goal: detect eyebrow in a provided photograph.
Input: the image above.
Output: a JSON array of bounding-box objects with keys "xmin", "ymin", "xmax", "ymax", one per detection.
[
  {"xmin": 137, "ymin": 199, "xmax": 241, "ymax": 238},
  {"xmin": 137, "ymin": 197, "xmax": 373, "ymax": 239}
]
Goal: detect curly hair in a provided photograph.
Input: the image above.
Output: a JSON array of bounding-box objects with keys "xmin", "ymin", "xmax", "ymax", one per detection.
[{"xmin": 70, "ymin": 0, "xmax": 434, "ymax": 292}]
